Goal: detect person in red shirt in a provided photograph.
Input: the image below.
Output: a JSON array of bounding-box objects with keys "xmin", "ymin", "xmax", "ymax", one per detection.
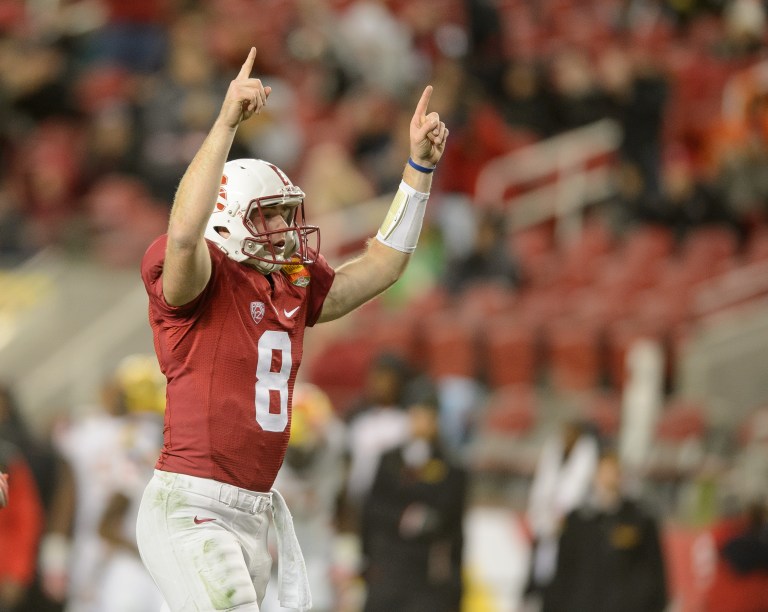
[
  {"xmin": 0, "ymin": 441, "xmax": 44, "ymax": 611},
  {"xmin": 136, "ymin": 46, "xmax": 448, "ymax": 612}
]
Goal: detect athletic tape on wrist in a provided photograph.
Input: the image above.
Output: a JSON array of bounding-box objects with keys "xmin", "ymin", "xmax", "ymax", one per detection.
[{"xmin": 376, "ymin": 181, "xmax": 429, "ymax": 253}]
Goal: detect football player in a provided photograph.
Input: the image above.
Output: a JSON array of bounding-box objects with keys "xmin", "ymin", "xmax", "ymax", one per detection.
[{"xmin": 136, "ymin": 46, "xmax": 448, "ymax": 612}]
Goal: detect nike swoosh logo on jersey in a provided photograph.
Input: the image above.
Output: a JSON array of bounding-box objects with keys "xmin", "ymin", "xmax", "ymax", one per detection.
[
  {"xmin": 284, "ymin": 306, "xmax": 300, "ymax": 318},
  {"xmin": 193, "ymin": 516, "xmax": 216, "ymax": 524}
]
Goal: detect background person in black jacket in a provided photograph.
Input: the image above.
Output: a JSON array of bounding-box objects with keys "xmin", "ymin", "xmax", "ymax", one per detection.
[
  {"xmin": 360, "ymin": 378, "xmax": 467, "ymax": 612},
  {"xmin": 544, "ymin": 449, "xmax": 669, "ymax": 612}
]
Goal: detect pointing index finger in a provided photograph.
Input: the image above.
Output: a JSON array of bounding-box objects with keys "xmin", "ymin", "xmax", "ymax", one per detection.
[
  {"xmin": 238, "ymin": 47, "xmax": 257, "ymax": 79},
  {"xmin": 414, "ymin": 85, "xmax": 433, "ymax": 121}
]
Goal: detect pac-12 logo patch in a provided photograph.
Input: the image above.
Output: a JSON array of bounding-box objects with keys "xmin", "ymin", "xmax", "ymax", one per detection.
[{"xmin": 250, "ymin": 301, "xmax": 265, "ymax": 324}]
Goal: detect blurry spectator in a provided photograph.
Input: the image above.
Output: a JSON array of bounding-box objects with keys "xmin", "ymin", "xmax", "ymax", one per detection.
[
  {"xmin": 334, "ymin": 85, "xmax": 402, "ymax": 192},
  {"xmin": 10, "ymin": 121, "xmax": 88, "ymax": 249},
  {"xmin": 654, "ymin": 146, "xmax": 745, "ymax": 242},
  {"xmin": 361, "ymin": 377, "xmax": 466, "ymax": 612},
  {"xmin": 81, "ymin": 101, "xmax": 143, "ymax": 182},
  {"xmin": 607, "ymin": 161, "xmax": 656, "ymax": 231},
  {"xmin": 261, "ymin": 383, "xmax": 347, "ymax": 612},
  {"xmin": 438, "ymin": 84, "xmax": 536, "ymax": 195},
  {"xmin": 524, "ymin": 419, "xmax": 600, "ymax": 602},
  {"xmin": 498, "ymin": 60, "xmax": 557, "ymax": 138},
  {"xmin": 443, "ymin": 208, "xmax": 522, "ymax": 295},
  {"xmin": 662, "ymin": 0, "xmax": 720, "ymax": 29},
  {"xmin": 92, "ymin": 355, "xmax": 165, "ymax": 612},
  {"xmin": 0, "ymin": 385, "xmax": 64, "ymax": 612},
  {"xmin": 700, "ymin": 499, "xmax": 768, "ymax": 611},
  {"xmin": 0, "ymin": 384, "xmax": 60, "ymax": 514},
  {"xmin": 336, "ymin": 0, "xmax": 418, "ymax": 96},
  {"xmin": 0, "ymin": 439, "xmax": 44, "ymax": 611},
  {"xmin": 543, "ymin": 449, "xmax": 668, "ymax": 612},
  {"xmin": 343, "ymin": 353, "xmax": 412, "ymax": 529},
  {"xmin": 42, "ymin": 354, "xmax": 165, "ymax": 612},
  {"xmin": 0, "ymin": 38, "xmax": 79, "ymax": 125},
  {"xmin": 464, "ymin": 0, "xmax": 506, "ymax": 96},
  {"xmin": 715, "ymin": 114, "xmax": 768, "ymax": 223},
  {"xmin": 298, "ymin": 140, "xmax": 376, "ymax": 218},
  {"xmin": 548, "ymin": 48, "xmax": 610, "ymax": 133},
  {"xmin": 285, "ymin": 0, "xmax": 359, "ymax": 118},
  {"xmin": 85, "ymin": 0, "xmax": 171, "ymax": 74},
  {"xmin": 72, "ymin": 65, "xmax": 145, "ymax": 186},
  {"xmin": 598, "ymin": 47, "xmax": 668, "ymax": 199},
  {"xmin": 138, "ymin": 20, "xmax": 233, "ymax": 201},
  {"xmin": 84, "ymin": 175, "xmax": 168, "ymax": 268},
  {"xmin": 720, "ymin": 0, "xmax": 766, "ymax": 58}
]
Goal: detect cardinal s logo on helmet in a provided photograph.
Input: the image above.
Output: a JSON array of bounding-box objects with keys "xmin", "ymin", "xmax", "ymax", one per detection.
[{"xmin": 204, "ymin": 159, "xmax": 320, "ymax": 274}]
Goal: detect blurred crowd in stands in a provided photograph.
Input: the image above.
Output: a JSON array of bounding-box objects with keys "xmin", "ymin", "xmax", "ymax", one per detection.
[
  {"xmin": 4, "ymin": 0, "xmax": 768, "ymax": 610},
  {"xmin": 0, "ymin": 0, "xmax": 766, "ymax": 267}
]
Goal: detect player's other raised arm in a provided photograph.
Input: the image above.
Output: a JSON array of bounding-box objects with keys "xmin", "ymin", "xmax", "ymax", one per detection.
[
  {"xmin": 318, "ymin": 85, "xmax": 449, "ymax": 322},
  {"xmin": 162, "ymin": 47, "xmax": 271, "ymax": 306}
]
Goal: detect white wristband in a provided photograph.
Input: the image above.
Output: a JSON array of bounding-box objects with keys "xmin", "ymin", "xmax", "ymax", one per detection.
[{"xmin": 376, "ymin": 181, "xmax": 429, "ymax": 253}]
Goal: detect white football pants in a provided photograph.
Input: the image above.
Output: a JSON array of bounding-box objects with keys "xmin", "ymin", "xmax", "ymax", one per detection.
[{"xmin": 136, "ymin": 470, "xmax": 274, "ymax": 611}]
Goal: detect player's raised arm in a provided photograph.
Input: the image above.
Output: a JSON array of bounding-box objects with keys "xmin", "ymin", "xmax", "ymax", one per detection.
[
  {"xmin": 162, "ymin": 47, "xmax": 272, "ymax": 306},
  {"xmin": 317, "ymin": 85, "xmax": 449, "ymax": 322}
]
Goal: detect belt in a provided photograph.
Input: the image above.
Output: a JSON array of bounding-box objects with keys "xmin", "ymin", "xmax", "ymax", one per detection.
[
  {"xmin": 218, "ymin": 484, "xmax": 272, "ymax": 515},
  {"xmin": 154, "ymin": 470, "xmax": 272, "ymax": 515}
]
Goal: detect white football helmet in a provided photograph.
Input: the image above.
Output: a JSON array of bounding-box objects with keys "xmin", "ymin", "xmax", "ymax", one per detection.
[{"xmin": 204, "ymin": 159, "xmax": 319, "ymax": 273}]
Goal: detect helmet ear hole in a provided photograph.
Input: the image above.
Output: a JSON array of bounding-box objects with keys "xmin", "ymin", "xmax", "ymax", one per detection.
[{"xmin": 213, "ymin": 226, "xmax": 231, "ymax": 238}]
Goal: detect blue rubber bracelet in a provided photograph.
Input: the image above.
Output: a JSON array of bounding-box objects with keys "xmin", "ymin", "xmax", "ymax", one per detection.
[{"xmin": 408, "ymin": 157, "xmax": 435, "ymax": 174}]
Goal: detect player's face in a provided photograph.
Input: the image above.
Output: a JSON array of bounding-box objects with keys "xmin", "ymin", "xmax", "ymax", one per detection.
[{"xmin": 248, "ymin": 204, "xmax": 296, "ymax": 250}]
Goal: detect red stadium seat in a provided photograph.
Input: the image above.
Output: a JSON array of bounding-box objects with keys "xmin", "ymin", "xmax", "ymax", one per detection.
[
  {"xmin": 680, "ymin": 226, "xmax": 741, "ymax": 283},
  {"xmin": 544, "ymin": 317, "xmax": 603, "ymax": 392},
  {"xmin": 307, "ymin": 335, "xmax": 377, "ymax": 415},
  {"xmin": 482, "ymin": 316, "xmax": 539, "ymax": 388},
  {"xmin": 482, "ymin": 384, "xmax": 538, "ymax": 436},
  {"xmin": 622, "ymin": 225, "xmax": 676, "ymax": 265},
  {"xmin": 581, "ymin": 390, "xmax": 622, "ymax": 440},
  {"xmin": 746, "ymin": 226, "xmax": 768, "ymax": 264},
  {"xmin": 456, "ymin": 282, "xmax": 517, "ymax": 322},
  {"xmin": 422, "ymin": 312, "xmax": 479, "ymax": 380},
  {"xmin": 656, "ymin": 399, "xmax": 708, "ymax": 441},
  {"xmin": 470, "ymin": 384, "xmax": 540, "ymax": 477}
]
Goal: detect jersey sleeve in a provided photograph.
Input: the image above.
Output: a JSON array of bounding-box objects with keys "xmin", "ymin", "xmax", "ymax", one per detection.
[
  {"xmin": 306, "ymin": 251, "xmax": 335, "ymax": 327},
  {"xmin": 140, "ymin": 235, "xmax": 216, "ymax": 321}
]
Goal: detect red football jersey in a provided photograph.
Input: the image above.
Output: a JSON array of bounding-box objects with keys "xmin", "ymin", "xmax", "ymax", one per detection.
[{"xmin": 141, "ymin": 235, "xmax": 335, "ymax": 492}]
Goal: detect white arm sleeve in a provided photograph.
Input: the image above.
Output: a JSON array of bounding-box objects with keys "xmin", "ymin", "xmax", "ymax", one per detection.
[{"xmin": 375, "ymin": 181, "xmax": 429, "ymax": 253}]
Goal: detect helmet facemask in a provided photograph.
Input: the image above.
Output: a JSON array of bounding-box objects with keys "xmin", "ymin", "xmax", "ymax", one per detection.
[
  {"xmin": 241, "ymin": 194, "xmax": 319, "ymax": 274},
  {"xmin": 204, "ymin": 159, "xmax": 320, "ymax": 274}
]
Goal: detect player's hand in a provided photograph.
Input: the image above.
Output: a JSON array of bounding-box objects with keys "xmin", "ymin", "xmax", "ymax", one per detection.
[
  {"xmin": 0, "ymin": 472, "xmax": 7, "ymax": 508},
  {"xmin": 219, "ymin": 47, "xmax": 271, "ymax": 129},
  {"xmin": 409, "ymin": 85, "xmax": 449, "ymax": 168}
]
